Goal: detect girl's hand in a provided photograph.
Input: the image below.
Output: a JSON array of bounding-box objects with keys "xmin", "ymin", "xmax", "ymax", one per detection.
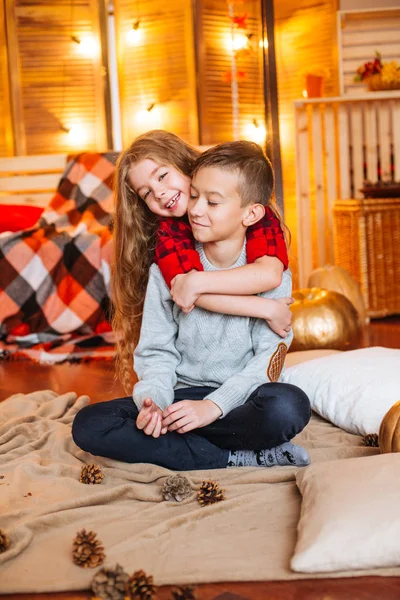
[
  {"xmin": 136, "ymin": 398, "xmax": 168, "ymax": 438},
  {"xmin": 170, "ymin": 271, "xmax": 201, "ymax": 313},
  {"xmin": 162, "ymin": 399, "xmax": 222, "ymax": 434},
  {"xmin": 265, "ymin": 297, "xmax": 294, "ymax": 338}
]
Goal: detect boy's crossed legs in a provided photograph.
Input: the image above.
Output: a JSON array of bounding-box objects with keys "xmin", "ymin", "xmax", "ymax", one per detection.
[{"xmin": 72, "ymin": 383, "xmax": 311, "ymax": 471}]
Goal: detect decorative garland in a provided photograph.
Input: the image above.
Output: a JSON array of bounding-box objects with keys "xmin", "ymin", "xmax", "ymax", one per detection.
[{"xmin": 225, "ymin": 0, "xmax": 256, "ymax": 140}]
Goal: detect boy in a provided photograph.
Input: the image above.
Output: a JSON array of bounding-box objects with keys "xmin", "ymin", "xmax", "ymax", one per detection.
[{"xmin": 72, "ymin": 142, "xmax": 311, "ymax": 471}]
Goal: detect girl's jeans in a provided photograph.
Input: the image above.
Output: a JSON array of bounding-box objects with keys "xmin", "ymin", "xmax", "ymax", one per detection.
[{"xmin": 72, "ymin": 383, "xmax": 311, "ymax": 471}]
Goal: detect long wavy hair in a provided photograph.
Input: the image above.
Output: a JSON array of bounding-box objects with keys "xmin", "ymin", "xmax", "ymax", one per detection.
[{"xmin": 112, "ymin": 130, "xmax": 200, "ymax": 393}]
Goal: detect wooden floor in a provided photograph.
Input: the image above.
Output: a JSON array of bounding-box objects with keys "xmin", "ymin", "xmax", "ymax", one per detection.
[{"xmin": 2, "ymin": 316, "xmax": 400, "ymax": 600}]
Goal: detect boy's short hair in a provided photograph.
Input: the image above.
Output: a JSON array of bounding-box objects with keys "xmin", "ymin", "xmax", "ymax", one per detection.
[{"xmin": 192, "ymin": 141, "xmax": 274, "ymax": 207}]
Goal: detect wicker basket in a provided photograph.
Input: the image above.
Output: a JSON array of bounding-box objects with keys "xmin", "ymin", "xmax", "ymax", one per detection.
[
  {"xmin": 367, "ymin": 74, "xmax": 400, "ymax": 91},
  {"xmin": 333, "ymin": 198, "xmax": 400, "ymax": 318}
]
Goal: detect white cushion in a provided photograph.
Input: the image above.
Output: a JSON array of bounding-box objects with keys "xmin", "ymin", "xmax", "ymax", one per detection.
[
  {"xmin": 285, "ymin": 349, "xmax": 340, "ymax": 368},
  {"xmin": 282, "ymin": 347, "xmax": 400, "ymax": 435},
  {"xmin": 291, "ymin": 453, "xmax": 400, "ymax": 573}
]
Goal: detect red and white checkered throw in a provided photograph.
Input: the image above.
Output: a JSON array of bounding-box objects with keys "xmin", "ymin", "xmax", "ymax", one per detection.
[{"xmin": 0, "ymin": 152, "xmax": 118, "ymax": 362}]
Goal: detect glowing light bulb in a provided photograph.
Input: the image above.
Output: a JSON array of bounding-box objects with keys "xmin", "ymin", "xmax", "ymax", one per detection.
[
  {"xmin": 302, "ymin": 89, "xmax": 308, "ymax": 98},
  {"xmin": 259, "ymin": 38, "xmax": 268, "ymax": 49},
  {"xmin": 135, "ymin": 106, "xmax": 162, "ymax": 130},
  {"xmin": 63, "ymin": 124, "xmax": 90, "ymax": 147},
  {"xmin": 72, "ymin": 35, "xmax": 98, "ymax": 58},
  {"xmin": 243, "ymin": 120, "xmax": 267, "ymax": 145},
  {"xmin": 127, "ymin": 22, "xmax": 142, "ymax": 46},
  {"xmin": 225, "ymin": 33, "xmax": 249, "ymax": 52}
]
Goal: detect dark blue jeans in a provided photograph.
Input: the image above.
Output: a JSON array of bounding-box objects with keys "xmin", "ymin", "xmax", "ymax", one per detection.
[{"xmin": 72, "ymin": 383, "xmax": 311, "ymax": 471}]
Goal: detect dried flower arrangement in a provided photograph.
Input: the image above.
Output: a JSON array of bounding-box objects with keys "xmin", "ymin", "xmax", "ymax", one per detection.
[{"xmin": 354, "ymin": 52, "xmax": 400, "ymax": 91}]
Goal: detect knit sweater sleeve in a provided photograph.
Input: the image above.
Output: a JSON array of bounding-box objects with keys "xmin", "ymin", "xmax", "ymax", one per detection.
[
  {"xmin": 133, "ymin": 264, "xmax": 180, "ymax": 411},
  {"xmin": 206, "ymin": 271, "xmax": 294, "ymax": 417}
]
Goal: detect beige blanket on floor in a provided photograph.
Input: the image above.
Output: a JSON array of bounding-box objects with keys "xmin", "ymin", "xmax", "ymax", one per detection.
[{"xmin": 1, "ymin": 390, "xmax": 400, "ymax": 593}]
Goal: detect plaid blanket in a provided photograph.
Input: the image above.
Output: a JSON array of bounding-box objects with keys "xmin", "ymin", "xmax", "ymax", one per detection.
[
  {"xmin": 0, "ymin": 331, "xmax": 115, "ymax": 364},
  {"xmin": 0, "ymin": 152, "xmax": 119, "ymax": 363}
]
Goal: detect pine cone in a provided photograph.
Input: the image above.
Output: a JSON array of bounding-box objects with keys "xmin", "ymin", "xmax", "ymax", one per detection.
[
  {"xmin": 91, "ymin": 563, "xmax": 129, "ymax": 600},
  {"xmin": 72, "ymin": 529, "xmax": 105, "ymax": 568},
  {"xmin": 125, "ymin": 569, "xmax": 157, "ymax": 599},
  {"xmin": 162, "ymin": 474, "xmax": 192, "ymax": 502},
  {"xmin": 362, "ymin": 433, "xmax": 379, "ymax": 447},
  {"xmin": 171, "ymin": 584, "xmax": 197, "ymax": 600},
  {"xmin": 0, "ymin": 529, "xmax": 10, "ymax": 553},
  {"xmin": 80, "ymin": 463, "xmax": 104, "ymax": 484},
  {"xmin": 197, "ymin": 480, "xmax": 225, "ymax": 507}
]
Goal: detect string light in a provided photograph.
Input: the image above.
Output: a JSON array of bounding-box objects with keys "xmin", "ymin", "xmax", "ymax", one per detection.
[
  {"xmin": 61, "ymin": 123, "xmax": 90, "ymax": 146},
  {"xmin": 244, "ymin": 119, "xmax": 267, "ymax": 145},
  {"xmin": 135, "ymin": 105, "xmax": 162, "ymax": 130},
  {"xmin": 127, "ymin": 20, "xmax": 142, "ymax": 45},
  {"xmin": 71, "ymin": 34, "xmax": 98, "ymax": 58},
  {"xmin": 226, "ymin": 32, "xmax": 251, "ymax": 52}
]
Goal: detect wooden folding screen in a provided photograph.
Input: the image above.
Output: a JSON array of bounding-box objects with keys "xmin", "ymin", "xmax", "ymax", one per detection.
[
  {"xmin": 114, "ymin": 0, "xmax": 198, "ymax": 146},
  {"xmin": 0, "ymin": 0, "xmax": 13, "ymax": 156},
  {"xmin": 4, "ymin": 0, "xmax": 107, "ymax": 155},
  {"xmin": 197, "ymin": 0, "xmax": 265, "ymax": 145}
]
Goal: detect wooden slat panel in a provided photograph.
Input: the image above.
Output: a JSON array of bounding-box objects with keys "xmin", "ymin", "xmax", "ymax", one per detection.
[
  {"xmin": 0, "ymin": 154, "xmax": 67, "ymax": 174},
  {"xmin": 393, "ymin": 100, "xmax": 400, "ymax": 182},
  {"xmin": 6, "ymin": 0, "xmax": 107, "ymax": 155},
  {"xmin": 198, "ymin": 0, "xmax": 265, "ymax": 145},
  {"xmin": 324, "ymin": 104, "xmax": 337, "ymax": 262},
  {"xmin": 295, "ymin": 106, "xmax": 312, "ymax": 287},
  {"xmin": 377, "ymin": 103, "xmax": 392, "ymax": 181},
  {"xmin": 341, "ymin": 28, "xmax": 400, "ymax": 46},
  {"xmin": 350, "ymin": 103, "xmax": 363, "ymax": 198},
  {"xmin": 337, "ymin": 104, "xmax": 351, "ymax": 199},
  {"xmin": 364, "ymin": 102, "xmax": 378, "ymax": 183},
  {"xmin": 115, "ymin": 0, "xmax": 198, "ymax": 146},
  {"xmin": 339, "ymin": 9, "xmax": 400, "ymax": 95},
  {"xmin": 0, "ymin": 173, "xmax": 61, "ymax": 193},
  {"xmin": 0, "ymin": 193, "xmax": 53, "ymax": 207},
  {"xmin": 0, "ymin": 1, "xmax": 14, "ymax": 156},
  {"xmin": 311, "ymin": 105, "xmax": 326, "ymax": 265},
  {"xmin": 342, "ymin": 44, "xmax": 400, "ymax": 61}
]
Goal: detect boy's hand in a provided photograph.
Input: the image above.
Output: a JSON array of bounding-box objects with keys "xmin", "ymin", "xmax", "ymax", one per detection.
[
  {"xmin": 162, "ymin": 399, "xmax": 222, "ymax": 434},
  {"xmin": 171, "ymin": 271, "xmax": 201, "ymax": 313},
  {"xmin": 265, "ymin": 297, "xmax": 294, "ymax": 338},
  {"xmin": 136, "ymin": 398, "xmax": 168, "ymax": 438}
]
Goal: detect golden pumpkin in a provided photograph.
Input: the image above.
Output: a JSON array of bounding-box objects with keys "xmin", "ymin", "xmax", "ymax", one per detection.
[
  {"xmin": 379, "ymin": 401, "xmax": 400, "ymax": 454},
  {"xmin": 308, "ymin": 265, "xmax": 367, "ymax": 326},
  {"xmin": 290, "ymin": 288, "xmax": 362, "ymax": 352}
]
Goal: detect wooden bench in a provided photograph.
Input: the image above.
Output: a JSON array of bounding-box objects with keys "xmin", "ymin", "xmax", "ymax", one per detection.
[
  {"xmin": 0, "ymin": 154, "xmax": 68, "ymax": 208},
  {"xmin": 0, "ymin": 147, "xmax": 214, "ymax": 210}
]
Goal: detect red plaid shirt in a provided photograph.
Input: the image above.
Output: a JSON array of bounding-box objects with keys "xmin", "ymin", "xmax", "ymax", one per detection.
[{"xmin": 154, "ymin": 207, "xmax": 288, "ymax": 288}]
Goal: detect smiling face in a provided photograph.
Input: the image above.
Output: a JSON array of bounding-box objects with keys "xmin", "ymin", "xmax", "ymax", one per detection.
[
  {"xmin": 188, "ymin": 166, "xmax": 250, "ymax": 243},
  {"xmin": 128, "ymin": 158, "xmax": 191, "ymax": 218}
]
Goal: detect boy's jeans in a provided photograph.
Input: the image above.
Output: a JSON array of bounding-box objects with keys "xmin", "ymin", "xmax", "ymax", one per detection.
[{"xmin": 72, "ymin": 383, "xmax": 311, "ymax": 471}]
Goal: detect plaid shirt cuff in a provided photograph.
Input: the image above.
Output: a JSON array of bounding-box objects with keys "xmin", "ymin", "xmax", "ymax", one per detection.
[
  {"xmin": 246, "ymin": 209, "xmax": 289, "ymax": 269},
  {"xmin": 157, "ymin": 250, "xmax": 204, "ymax": 288}
]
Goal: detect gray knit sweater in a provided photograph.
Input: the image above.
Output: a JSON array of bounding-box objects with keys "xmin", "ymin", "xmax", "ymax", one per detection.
[{"xmin": 133, "ymin": 242, "xmax": 293, "ymax": 417}]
